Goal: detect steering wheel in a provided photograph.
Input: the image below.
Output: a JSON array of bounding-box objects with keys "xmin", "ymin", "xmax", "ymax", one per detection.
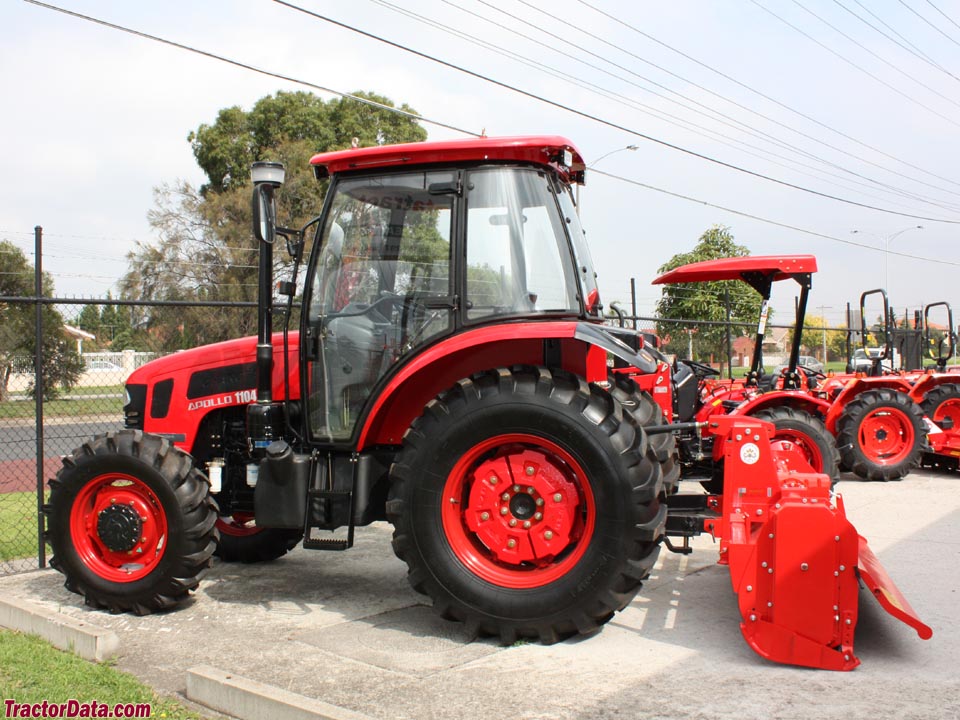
[
  {"xmin": 796, "ymin": 365, "xmax": 826, "ymax": 380},
  {"xmin": 681, "ymin": 359, "xmax": 721, "ymax": 380}
]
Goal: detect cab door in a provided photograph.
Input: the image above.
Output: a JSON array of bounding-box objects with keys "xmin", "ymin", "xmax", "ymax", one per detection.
[{"xmin": 302, "ymin": 170, "xmax": 457, "ymax": 443}]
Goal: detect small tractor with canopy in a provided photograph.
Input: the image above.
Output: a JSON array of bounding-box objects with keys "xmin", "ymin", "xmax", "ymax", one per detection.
[{"xmin": 45, "ymin": 135, "xmax": 930, "ymax": 669}]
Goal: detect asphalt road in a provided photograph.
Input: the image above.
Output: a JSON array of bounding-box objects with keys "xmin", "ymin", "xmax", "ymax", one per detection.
[
  {"xmin": 2, "ymin": 469, "xmax": 957, "ymax": 720},
  {"xmin": 0, "ymin": 419, "xmax": 119, "ymax": 493}
]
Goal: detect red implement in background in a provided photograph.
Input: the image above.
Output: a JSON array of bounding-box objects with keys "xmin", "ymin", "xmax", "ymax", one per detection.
[{"xmin": 702, "ymin": 416, "xmax": 932, "ymax": 670}]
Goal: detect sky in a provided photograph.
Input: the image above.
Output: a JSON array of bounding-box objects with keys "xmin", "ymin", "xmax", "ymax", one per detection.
[{"xmin": 4, "ymin": 0, "xmax": 960, "ymax": 331}]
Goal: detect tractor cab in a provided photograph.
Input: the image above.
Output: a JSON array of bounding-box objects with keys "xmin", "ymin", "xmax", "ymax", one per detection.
[{"xmin": 297, "ymin": 142, "xmax": 596, "ymax": 442}]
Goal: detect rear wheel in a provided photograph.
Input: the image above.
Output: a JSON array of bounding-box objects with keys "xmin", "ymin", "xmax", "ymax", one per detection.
[
  {"xmin": 836, "ymin": 389, "xmax": 925, "ymax": 481},
  {"xmin": 46, "ymin": 430, "xmax": 218, "ymax": 614},
  {"xmin": 609, "ymin": 374, "xmax": 680, "ymax": 494},
  {"xmin": 387, "ymin": 366, "xmax": 666, "ymax": 644},
  {"xmin": 215, "ymin": 514, "xmax": 303, "ymax": 563}
]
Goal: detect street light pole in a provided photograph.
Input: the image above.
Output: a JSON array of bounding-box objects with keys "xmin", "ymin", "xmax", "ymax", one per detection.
[
  {"xmin": 577, "ymin": 144, "xmax": 639, "ymax": 214},
  {"xmin": 850, "ymin": 225, "xmax": 923, "ymax": 294}
]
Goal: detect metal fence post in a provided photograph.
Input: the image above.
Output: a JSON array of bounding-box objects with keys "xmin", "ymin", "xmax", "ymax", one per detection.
[{"xmin": 34, "ymin": 226, "xmax": 46, "ymax": 568}]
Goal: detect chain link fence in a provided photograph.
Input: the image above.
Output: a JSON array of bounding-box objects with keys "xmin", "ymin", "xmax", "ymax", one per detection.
[{"xmin": 0, "ymin": 296, "xmax": 255, "ymax": 576}]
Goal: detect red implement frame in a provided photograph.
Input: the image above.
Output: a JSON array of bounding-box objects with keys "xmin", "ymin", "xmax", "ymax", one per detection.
[{"xmin": 704, "ymin": 415, "xmax": 932, "ymax": 670}]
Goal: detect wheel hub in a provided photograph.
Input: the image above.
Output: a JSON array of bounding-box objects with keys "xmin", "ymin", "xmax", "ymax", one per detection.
[
  {"xmin": 462, "ymin": 447, "xmax": 580, "ymax": 567},
  {"xmin": 96, "ymin": 503, "xmax": 143, "ymax": 553}
]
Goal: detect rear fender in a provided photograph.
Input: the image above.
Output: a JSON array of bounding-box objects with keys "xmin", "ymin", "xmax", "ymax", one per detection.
[{"xmin": 357, "ymin": 321, "xmax": 645, "ymax": 449}]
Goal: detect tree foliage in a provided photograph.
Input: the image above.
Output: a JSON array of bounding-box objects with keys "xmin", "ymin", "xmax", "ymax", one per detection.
[
  {"xmin": 787, "ymin": 314, "xmax": 847, "ymax": 363},
  {"xmin": 655, "ymin": 226, "xmax": 764, "ymax": 361},
  {"xmin": 120, "ymin": 91, "xmax": 428, "ymax": 351},
  {"xmin": 0, "ymin": 240, "xmax": 83, "ymax": 401}
]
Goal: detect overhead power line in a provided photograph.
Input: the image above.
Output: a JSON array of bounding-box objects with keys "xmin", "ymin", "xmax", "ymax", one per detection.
[
  {"xmin": 791, "ymin": 0, "xmax": 960, "ymax": 102},
  {"xmin": 591, "ymin": 169, "xmax": 960, "ymax": 267},
  {"xmin": 274, "ymin": 0, "xmax": 960, "ymax": 224},
  {"xmin": 923, "ymin": 0, "xmax": 960, "ymax": 35},
  {"xmin": 452, "ymin": 0, "xmax": 960, "ymax": 212},
  {"xmin": 22, "ymin": 0, "xmax": 481, "ymax": 139},
  {"xmin": 900, "ymin": 0, "xmax": 960, "ymax": 48},
  {"xmin": 573, "ymin": 0, "xmax": 960, "ymax": 192},
  {"xmin": 750, "ymin": 0, "xmax": 960, "ymax": 129},
  {"xmin": 372, "ymin": 0, "xmax": 960, "ymax": 214},
  {"xmin": 831, "ymin": 0, "xmax": 960, "ymax": 82}
]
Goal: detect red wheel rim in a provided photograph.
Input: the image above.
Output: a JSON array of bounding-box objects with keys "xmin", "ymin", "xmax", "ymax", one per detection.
[
  {"xmin": 69, "ymin": 473, "xmax": 168, "ymax": 583},
  {"xmin": 441, "ymin": 433, "xmax": 595, "ymax": 589},
  {"xmin": 216, "ymin": 513, "xmax": 262, "ymax": 537},
  {"xmin": 771, "ymin": 427, "xmax": 824, "ymax": 473},
  {"xmin": 858, "ymin": 407, "xmax": 915, "ymax": 465},
  {"xmin": 932, "ymin": 397, "xmax": 960, "ymax": 428}
]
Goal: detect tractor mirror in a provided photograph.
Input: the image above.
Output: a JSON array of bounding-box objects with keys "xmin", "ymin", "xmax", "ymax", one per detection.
[
  {"xmin": 251, "ymin": 161, "xmax": 285, "ymax": 245},
  {"xmin": 252, "ymin": 184, "xmax": 275, "ymax": 245}
]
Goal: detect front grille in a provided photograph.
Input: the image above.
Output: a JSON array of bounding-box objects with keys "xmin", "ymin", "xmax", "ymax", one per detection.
[{"xmin": 124, "ymin": 383, "xmax": 147, "ymax": 429}]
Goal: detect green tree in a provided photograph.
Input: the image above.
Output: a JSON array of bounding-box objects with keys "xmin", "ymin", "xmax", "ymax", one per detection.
[
  {"xmin": 0, "ymin": 240, "xmax": 83, "ymax": 401},
  {"xmin": 787, "ymin": 314, "xmax": 847, "ymax": 363},
  {"xmin": 120, "ymin": 91, "xmax": 427, "ymax": 351},
  {"xmin": 655, "ymin": 226, "xmax": 763, "ymax": 362}
]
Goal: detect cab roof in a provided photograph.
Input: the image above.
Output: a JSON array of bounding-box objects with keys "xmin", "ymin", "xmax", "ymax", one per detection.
[
  {"xmin": 310, "ymin": 135, "xmax": 585, "ymax": 182},
  {"xmin": 652, "ymin": 254, "xmax": 818, "ymax": 285}
]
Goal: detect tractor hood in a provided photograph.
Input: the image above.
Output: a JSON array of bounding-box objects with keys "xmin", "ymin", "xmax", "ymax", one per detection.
[{"xmin": 127, "ymin": 332, "xmax": 299, "ymax": 386}]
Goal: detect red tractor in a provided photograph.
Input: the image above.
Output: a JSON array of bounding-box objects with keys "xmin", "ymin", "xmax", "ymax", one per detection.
[
  {"xmin": 644, "ymin": 255, "xmax": 840, "ymax": 490},
  {"xmin": 45, "ymin": 136, "xmax": 929, "ymax": 669}
]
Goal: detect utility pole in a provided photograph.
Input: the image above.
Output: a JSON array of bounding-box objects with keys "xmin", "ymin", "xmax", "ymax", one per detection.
[{"xmin": 818, "ymin": 305, "xmax": 833, "ymax": 364}]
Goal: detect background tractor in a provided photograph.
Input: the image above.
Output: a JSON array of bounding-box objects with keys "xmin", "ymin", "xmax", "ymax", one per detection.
[{"xmin": 45, "ymin": 135, "xmax": 930, "ymax": 669}]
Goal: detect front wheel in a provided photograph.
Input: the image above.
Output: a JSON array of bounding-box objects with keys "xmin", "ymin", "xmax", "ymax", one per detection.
[
  {"xmin": 701, "ymin": 405, "xmax": 840, "ymax": 493},
  {"xmin": 46, "ymin": 430, "xmax": 218, "ymax": 614},
  {"xmin": 836, "ymin": 389, "xmax": 925, "ymax": 481},
  {"xmin": 387, "ymin": 367, "xmax": 666, "ymax": 644},
  {"xmin": 920, "ymin": 382, "xmax": 960, "ymax": 430}
]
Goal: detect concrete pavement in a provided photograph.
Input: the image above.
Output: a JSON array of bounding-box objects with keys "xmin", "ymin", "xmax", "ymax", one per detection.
[{"xmin": 1, "ymin": 469, "xmax": 958, "ymax": 720}]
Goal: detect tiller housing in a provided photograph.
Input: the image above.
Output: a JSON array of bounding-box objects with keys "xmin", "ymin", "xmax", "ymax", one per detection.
[{"xmin": 670, "ymin": 415, "xmax": 931, "ymax": 670}]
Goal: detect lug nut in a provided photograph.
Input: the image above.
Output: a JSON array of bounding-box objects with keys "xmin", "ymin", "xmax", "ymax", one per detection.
[
  {"xmin": 553, "ymin": 493, "xmax": 562, "ymax": 502},
  {"xmin": 480, "ymin": 512, "xmax": 490, "ymax": 521},
  {"xmin": 510, "ymin": 519, "xmax": 517, "ymax": 527},
  {"xmin": 536, "ymin": 498, "xmax": 544, "ymax": 506},
  {"xmin": 534, "ymin": 512, "xmax": 542, "ymax": 520},
  {"xmin": 513, "ymin": 485, "xmax": 521, "ymax": 492},
  {"xmin": 525, "ymin": 466, "xmax": 535, "ymax": 476},
  {"xmin": 523, "ymin": 521, "xmax": 532, "ymax": 529},
  {"xmin": 507, "ymin": 539, "xmax": 516, "ymax": 549},
  {"xmin": 527, "ymin": 486, "xmax": 535, "ymax": 494},
  {"xmin": 544, "ymin": 530, "xmax": 554, "ymax": 540},
  {"xmin": 502, "ymin": 493, "xmax": 511, "ymax": 501},
  {"xmin": 488, "ymin": 476, "xmax": 497, "ymax": 485},
  {"xmin": 501, "ymin": 507, "xmax": 509, "ymax": 515}
]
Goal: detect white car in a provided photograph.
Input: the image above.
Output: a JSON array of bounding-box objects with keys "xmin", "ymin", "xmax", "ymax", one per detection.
[{"xmin": 86, "ymin": 360, "xmax": 123, "ymax": 372}]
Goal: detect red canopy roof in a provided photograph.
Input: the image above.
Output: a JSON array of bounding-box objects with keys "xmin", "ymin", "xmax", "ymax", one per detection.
[
  {"xmin": 310, "ymin": 135, "xmax": 584, "ymax": 181},
  {"xmin": 652, "ymin": 254, "xmax": 818, "ymax": 285}
]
